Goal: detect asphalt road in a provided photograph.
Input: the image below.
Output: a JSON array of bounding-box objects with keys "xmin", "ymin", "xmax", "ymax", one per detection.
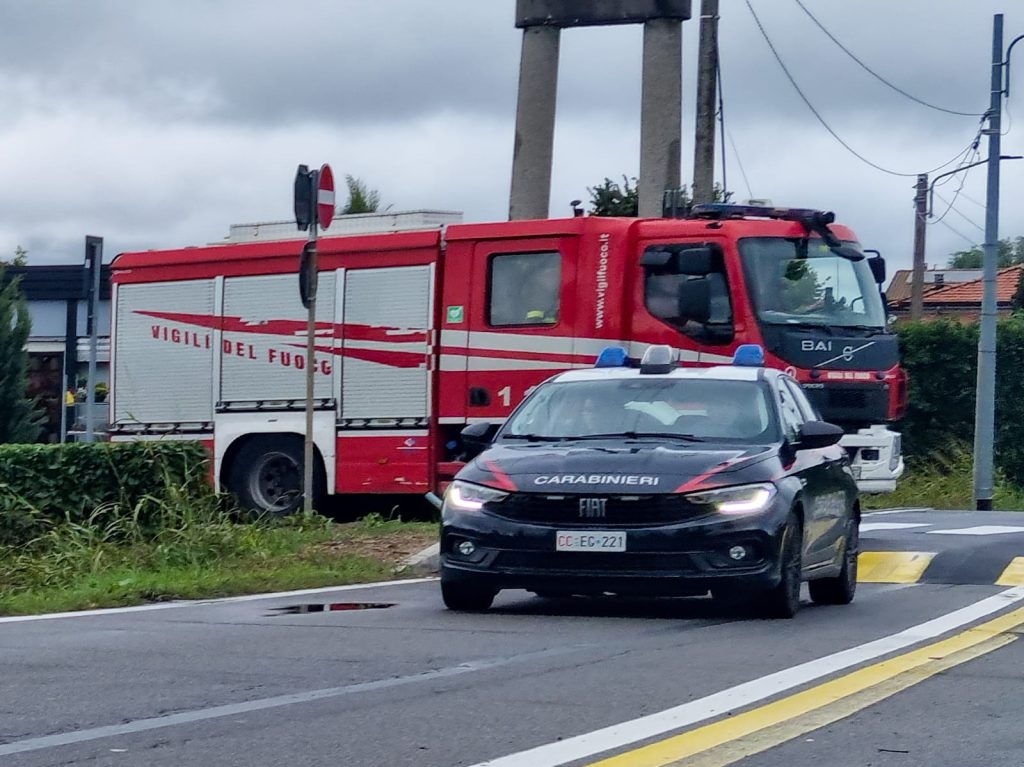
[{"xmin": 1, "ymin": 509, "xmax": 1023, "ymax": 767}]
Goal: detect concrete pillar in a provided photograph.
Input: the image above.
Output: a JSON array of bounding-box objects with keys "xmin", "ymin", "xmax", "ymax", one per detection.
[
  {"xmin": 509, "ymin": 26, "xmax": 561, "ymax": 221},
  {"xmin": 639, "ymin": 18, "xmax": 682, "ymax": 218}
]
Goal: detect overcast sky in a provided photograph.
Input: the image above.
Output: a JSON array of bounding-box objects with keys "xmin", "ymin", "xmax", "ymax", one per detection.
[{"xmin": 1, "ymin": 1, "xmax": 1021, "ymax": 273}]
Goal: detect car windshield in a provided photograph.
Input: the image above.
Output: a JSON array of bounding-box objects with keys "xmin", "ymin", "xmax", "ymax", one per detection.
[
  {"xmin": 500, "ymin": 378, "xmax": 778, "ymax": 443},
  {"xmin": 739, "ymin": 237, "xmax": 887, "ymax": 328}
]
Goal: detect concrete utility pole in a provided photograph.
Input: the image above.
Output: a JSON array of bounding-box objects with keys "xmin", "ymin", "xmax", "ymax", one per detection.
[
  {"xmin": 692, "ymin": 0, "xmax": 719, "ymax": 205},
  {"xmin": 509, "ymin": 25, "xmax": 561, "ymax": 221},
  {"xmin": 974, "ymin": 14, "xmax": 1006, "ymax": 511},
  {"xmin": 910, "ymin": 173, "xmax": 928, "ymax": 321},
  {"xmin": 638, "ymin": 18, "xmax": 683, "ymax": 217},
  {"xmin": 510, "ymin": 1, "xmax": 692, "ymax": 221}
]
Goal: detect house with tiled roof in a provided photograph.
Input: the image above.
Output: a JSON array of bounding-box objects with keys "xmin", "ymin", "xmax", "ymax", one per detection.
[{"xmin": 887, "ymin": 265, "xmax": 1023, "ymax": 322}]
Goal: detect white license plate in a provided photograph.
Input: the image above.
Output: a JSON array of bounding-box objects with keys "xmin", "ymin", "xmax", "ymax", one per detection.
[{"xmin": 555, "ymin": 531, "xmax": 627, "ymax": 552}]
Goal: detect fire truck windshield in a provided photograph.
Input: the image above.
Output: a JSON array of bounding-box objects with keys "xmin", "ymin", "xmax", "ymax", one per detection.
[{"xmin": 739, "ymin": 237, "xmax": 887, "ymax": 329}]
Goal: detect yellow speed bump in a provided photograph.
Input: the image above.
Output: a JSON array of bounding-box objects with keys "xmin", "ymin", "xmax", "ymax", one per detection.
[
  {"xmin": 857, "ymin": 551, "xmax": 935, "ymax": 583},
  {"xmin": 997, "ymin": 557, "xmax": 1024, "ymax": 587}
]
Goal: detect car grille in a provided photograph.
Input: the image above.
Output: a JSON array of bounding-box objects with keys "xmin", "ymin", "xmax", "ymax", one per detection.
[
  {"xmin": 493, "ymin": 550, "xmax": 698, "ymax": 573},
  {"xmin": 486, "ymin": 494, "xmax": 709, "ymax": 527}
]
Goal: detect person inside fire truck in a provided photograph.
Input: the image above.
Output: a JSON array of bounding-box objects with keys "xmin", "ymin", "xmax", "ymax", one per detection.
[{"xmin": 522, "ymin": 258, "xmax": 560, "ymax": 324}]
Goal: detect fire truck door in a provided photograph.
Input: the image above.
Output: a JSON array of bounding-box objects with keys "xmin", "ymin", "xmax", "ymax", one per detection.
[{"xmin": 465, "ymin": 239, "xmax": 579, "ymax": 422}]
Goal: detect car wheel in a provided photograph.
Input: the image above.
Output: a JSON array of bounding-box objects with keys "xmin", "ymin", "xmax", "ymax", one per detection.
[
  {"xmin": 228, "ymin": 436, "xmax": 323, "ymax": 516},
  {"xmin": 809, "ymin": 517, "xmax": 858, "ymax": 606},
  {"xmin": 761, "ymin": 513, "xmax": 803, "ymax": 619},
  {"xmin": 441, "ymin": 581, "xmax": 496, "ymax": 612}
]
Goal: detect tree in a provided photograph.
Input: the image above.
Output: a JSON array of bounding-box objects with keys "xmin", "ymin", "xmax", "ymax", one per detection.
[
  {"xmin": 948, "ymin": 237, "xmax": 1024, "ymax": 269},
  {"xmin": 341, "ymin": 176, "xmax": 382, "ymax": 215},
  {"xmin": 587, "ymin": 178, "xmax": 732, "ymax": 217},
  {"xmin": 0, "ymin": 246, "xmax": 28, "ymax": 267},
  {"xmin": 0, "ymin": 266, "xmax": 43, "ymax": 443},
  {"xmin": 588, "ymin": 176, "xmax": 639, "ymax": 217}
]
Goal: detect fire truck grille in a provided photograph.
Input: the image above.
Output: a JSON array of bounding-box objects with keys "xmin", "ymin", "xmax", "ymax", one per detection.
[{"xmin": 487, "ymin": 494, "xmax": 708, "ymax": 527}]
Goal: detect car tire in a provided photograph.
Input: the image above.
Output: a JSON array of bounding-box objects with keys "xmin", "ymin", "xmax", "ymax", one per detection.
[
  {"xmin": 229, "ymin": 436, "xmax": 323, "ymax": 516},
  {"xmin": 442, "ymin": 581, "xmax": 496, "ymax": 612},
  {"xmin": 761, "ymin": 513, "xmax": 803, "ymax": 619},
  {"xmin": 809, "ymin": 518, "xmax": 858, "ymax": 606}
]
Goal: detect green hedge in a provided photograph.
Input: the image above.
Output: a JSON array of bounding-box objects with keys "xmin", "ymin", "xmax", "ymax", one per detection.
[
  {"xmin": 897, "ymin": 315, "xmax": 1024, "ymax": 485},
  {"xmin": 0, "ymin": 441, "xmax": 209, "ymax": 546}
]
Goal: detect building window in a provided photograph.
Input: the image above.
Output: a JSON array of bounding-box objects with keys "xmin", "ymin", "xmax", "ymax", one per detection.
[{"xmin": 488, "ymin": 252, "xmax": 561, "ymax": 327}]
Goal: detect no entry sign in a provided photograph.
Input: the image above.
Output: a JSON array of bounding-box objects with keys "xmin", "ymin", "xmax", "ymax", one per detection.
[{"xmin": 317, "ymin": 164, "xmax": 335, "ymax": 230}]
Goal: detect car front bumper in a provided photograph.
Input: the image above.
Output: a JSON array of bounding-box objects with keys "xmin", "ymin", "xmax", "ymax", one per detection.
[{"xmin": 440, "ymin": 503, "xmax": 790, "ymax": 597}]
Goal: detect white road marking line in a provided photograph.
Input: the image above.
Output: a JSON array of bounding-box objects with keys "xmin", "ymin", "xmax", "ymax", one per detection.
[
  {"xmin": 927, "ymin": 525, "xmax": 1024, "ymax": 536},
  {"xmin": 0, "ymin": 578, "xmax": 438, "ymax": 625},
  {"xmin": 470, "ymin": 586, "xmax": 1024, "ymax": 767},
  {"xmin": 0, "ymin": 645, "xmax": 581, "ymax": 757},
  {"xmin": 863, "ymin": 508, "xmax": 933, "ymax": 515},
  {"xmin": 859, "ymin": 523, "xmax": 932, "ymax": 533}
]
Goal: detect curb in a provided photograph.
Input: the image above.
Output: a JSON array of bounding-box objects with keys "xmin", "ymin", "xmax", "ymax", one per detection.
[{"xmin": 400, "ymin": 542, "xmax": 440, "ymax": 575}]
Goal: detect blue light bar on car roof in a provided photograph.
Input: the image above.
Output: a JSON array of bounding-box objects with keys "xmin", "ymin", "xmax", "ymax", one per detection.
[
  {"xmin": 733, "ymin": 344, "xmax": 766, "ymax": 367},
  {"xmin": 595, "ymin": 346, "xmax": 629, "ymax": 368}
]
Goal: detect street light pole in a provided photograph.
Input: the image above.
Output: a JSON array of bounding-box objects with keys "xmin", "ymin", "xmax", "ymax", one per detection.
[{"xmin": 973, "ymin": 14, "xmax": 1005, "ymax": 511}]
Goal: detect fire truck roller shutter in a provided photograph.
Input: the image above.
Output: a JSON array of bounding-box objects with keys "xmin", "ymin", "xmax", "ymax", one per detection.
[
  {"xmin": 220, "ymin": 273, "xmax": 336, "ymax": 404},
  {"xmin": 341, "ymin": 265, "xmax": 432, "ymax": 421},
  {"xmin": 114, "ymin": 280, "xmax": 216, "ymax": 426}
]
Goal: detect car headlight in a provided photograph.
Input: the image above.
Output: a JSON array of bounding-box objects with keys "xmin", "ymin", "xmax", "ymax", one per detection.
[
  {"xmin": 685, "ymin": 483, "xmax": 777, "ymax": 515},
  {"xmin": 444, "ymin": 480, "xmax": 510, "ymax": 512}
]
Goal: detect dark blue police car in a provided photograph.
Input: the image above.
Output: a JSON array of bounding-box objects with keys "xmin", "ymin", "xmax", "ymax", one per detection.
[{"xmin": 439, "ymin": 344, "xmax": 860, "ymax": 618}]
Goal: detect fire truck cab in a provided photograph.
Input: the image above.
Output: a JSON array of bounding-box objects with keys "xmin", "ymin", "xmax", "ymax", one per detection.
[{"xmin": 110, "ymin": 205, "xmax": 904, "ymax": 514}]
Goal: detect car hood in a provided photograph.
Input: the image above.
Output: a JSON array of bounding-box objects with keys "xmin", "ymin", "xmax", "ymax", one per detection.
[{"xmin": 459, "ymin": 441, "xmax": 779, "ymax": 495}]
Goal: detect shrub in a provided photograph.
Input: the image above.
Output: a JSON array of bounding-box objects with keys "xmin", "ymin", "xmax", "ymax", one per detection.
[
  {"xmin": 0, "ymin": 441, "xmax": 209, "ymax": 546},
  {"xmin": 896, "ymin": 316, "xmax": 1024, "ymax": 486}
]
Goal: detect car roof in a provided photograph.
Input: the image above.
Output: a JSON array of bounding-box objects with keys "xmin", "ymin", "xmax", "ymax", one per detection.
[{"xmin": 550, "ymin": 365, "xmax": 781, "ymax": 384}]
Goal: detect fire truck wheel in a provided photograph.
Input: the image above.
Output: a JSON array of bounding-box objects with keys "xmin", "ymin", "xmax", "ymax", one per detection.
[{"xmin": 229, "ymin": 436, "xmax": 324, "ymax": 516}]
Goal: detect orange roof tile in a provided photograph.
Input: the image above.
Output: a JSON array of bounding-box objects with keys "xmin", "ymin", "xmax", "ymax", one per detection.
[{"xmin": 916, "ymin": 265, "xmax": 1023, "ymax": 305}]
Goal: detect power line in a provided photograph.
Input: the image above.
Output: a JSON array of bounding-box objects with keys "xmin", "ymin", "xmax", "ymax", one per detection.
[
  {"xmin": 958, "ymin": 190, "xmax": 987, "ymax": 210},
  {"xmin": 934, "ymin": 190, "xmax": 986, "ymax": 233},
  {"xmin": 745, "ymin": 0, "xmax": 983, "ymax": 179},
  {"xmin": 929, "ymin": 148, "xmax": 982, "ymax": 227},
  {"xmin": 792, "ymin": 0, "xmax": 985, "ymax": 118},
  {"xmin": 935, "ymin": 216, "xmax": 978, "ymax": 247},
  {"xmin": 727, "ymin": 127, "xmax": 755, "ymax": 200}
]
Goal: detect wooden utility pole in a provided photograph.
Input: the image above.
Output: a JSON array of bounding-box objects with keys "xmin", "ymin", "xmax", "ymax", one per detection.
[
  {"xmin": 910, "ymin": 173, "xmax": 928, "ymax": 321},
  {"xmin": 692, "ymin": 0, "xmax": 720, "ymax": 205}
]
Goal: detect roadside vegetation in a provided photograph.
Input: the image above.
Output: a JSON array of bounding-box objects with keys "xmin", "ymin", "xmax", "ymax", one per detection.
[
  {"xmin": 865, "ymin": 443, "xmax": 1024, "ymax": 511},
  {"xmin": 0, "ymin": 443, "xmax": 435, "ymax": 616}
]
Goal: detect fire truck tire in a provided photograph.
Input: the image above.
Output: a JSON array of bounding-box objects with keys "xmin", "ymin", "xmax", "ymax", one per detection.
[{"xmin": 228, "ymin": 436, "xmax": 324, "ymax": 516}]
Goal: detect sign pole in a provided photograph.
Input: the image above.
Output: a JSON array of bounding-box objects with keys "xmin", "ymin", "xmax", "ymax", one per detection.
[
  {"xmin": 303, "ymin": 221, "xmax": 318, "ymax": 515},
  {"xmin": 84, "ymin": 236, "xmax": 103, "ymax": 443}
]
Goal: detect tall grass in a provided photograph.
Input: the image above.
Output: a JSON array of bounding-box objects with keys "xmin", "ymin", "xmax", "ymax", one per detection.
[{"xmin": 866, "ymin": 442, "xmax": 1024, "ymax": 511}]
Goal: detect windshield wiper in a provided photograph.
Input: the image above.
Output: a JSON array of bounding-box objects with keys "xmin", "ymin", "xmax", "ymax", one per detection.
[
  {"xmin": 567, "ymin": 432, "xmax": 706, "ymax": 442},
  {"xmin": 501, "ymin": 434, "xmax": 569, "ymax": 442}
]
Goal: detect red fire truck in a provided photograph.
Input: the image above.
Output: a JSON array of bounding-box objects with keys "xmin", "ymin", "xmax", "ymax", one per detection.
[{"xmin": 110, "ymin": 204, "xmax": 905, "ymax": 514}]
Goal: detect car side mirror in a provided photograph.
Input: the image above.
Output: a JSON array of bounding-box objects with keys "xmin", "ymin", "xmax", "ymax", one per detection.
[
  {"xmin": 460, "ymin": 422, "xmax": 499, "ymax": 459},
  {"xmin": 677, "ymin": 278, "xmax": 712, "ymax": 324},
  {"xmin": 796, "ymin": 420, "xmax": 844, "ymax": 450}
]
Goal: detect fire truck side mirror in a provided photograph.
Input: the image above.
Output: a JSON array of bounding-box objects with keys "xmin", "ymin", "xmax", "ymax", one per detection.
[
  {"xmin": 641, "ymin": 245, "xmax": 716, "ymax": 276},
  {"xmin": 868, "ymin": 255, "xmax": 886, "ymax": 285},
  {"xmin": 677, "ymin": 278, "xmax": 712, "ymax": 324}
]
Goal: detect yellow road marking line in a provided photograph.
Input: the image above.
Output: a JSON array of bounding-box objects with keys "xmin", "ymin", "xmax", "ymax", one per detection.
[
  {"xmin": 587, "ymin": 606, "xmax": 1024, "ymax": 767},
  {"xmin": 997, "ymin": 557, "xmax": 1024, "ymax": 586},
  {"xmin": 674, "ymin": 633, "xmax": 1015, "ymax": 767},
  {"xmin": 857, "ymin": 551, "xmax": 935, "ymax": 583}
]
